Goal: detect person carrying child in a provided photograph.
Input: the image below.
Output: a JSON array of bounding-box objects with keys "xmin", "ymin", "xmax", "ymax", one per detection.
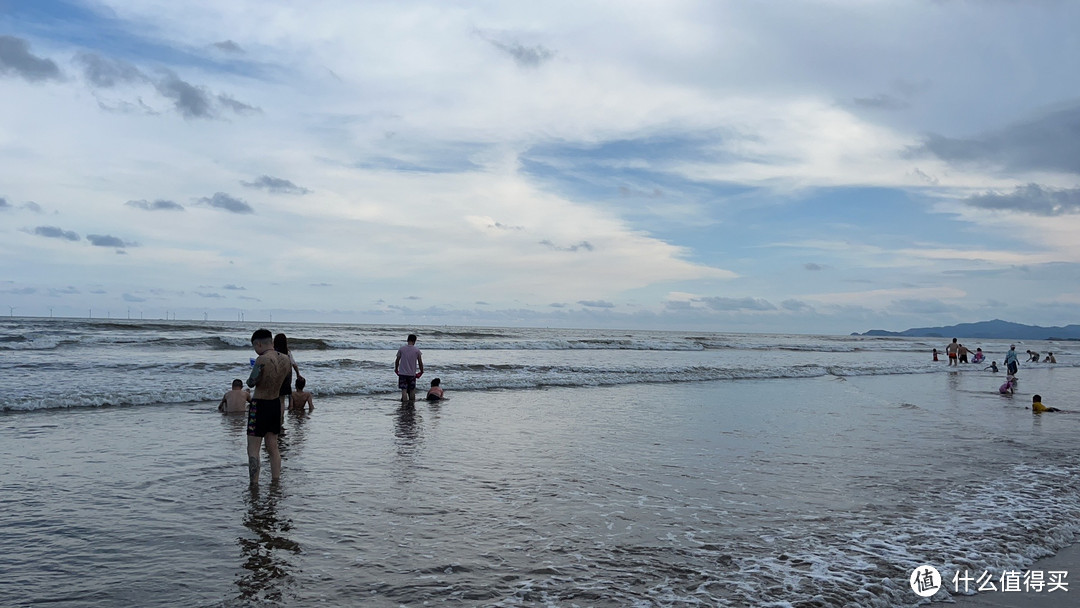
[{"xmin": 219, "ymin": 378, "xmax": 251, "ymax": 413}]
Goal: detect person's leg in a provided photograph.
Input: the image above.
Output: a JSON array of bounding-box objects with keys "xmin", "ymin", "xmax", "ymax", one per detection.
[
  {"xmin": 265, "ymin": 433, "xmax": 281, "ymax": 480},
  {"xmin": 246, "ymin": 436, "xmax": 262, "ymax": 484}
]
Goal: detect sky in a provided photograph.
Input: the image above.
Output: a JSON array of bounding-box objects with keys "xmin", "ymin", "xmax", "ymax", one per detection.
[{"xmin": 2, "ymin": 0, "xmax": 1080, "ymax": 334}]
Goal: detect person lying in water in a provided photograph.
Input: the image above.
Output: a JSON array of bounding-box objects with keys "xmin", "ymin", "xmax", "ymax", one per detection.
[{"xmin": 1031, "ymin": 394, "xmax": 1061, "ymax": 413}]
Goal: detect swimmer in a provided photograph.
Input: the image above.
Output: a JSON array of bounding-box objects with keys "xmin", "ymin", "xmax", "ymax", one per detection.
[
  {"xmin": 219, "ymin": 378, "xmax": 251, "ymax": 413},
  {"xmin": 984, "ymin": 361, "xmax": 999, "ymax": 373},
  {"xmin": 289, "ymin": 377, "xmax": 314, "ymax": 412},
  {"xmin": 426, "ymin": 377, "xmax": 445, "ymax": 401},
  {"xmin": 1031, "ymin": 394, "xmax": 1061, "ymax": 413}
]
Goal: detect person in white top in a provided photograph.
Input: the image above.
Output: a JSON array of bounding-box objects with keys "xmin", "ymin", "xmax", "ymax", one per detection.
[{"xmin": 394, "ymin": 334, "xmax": 424, "ymax": 403}]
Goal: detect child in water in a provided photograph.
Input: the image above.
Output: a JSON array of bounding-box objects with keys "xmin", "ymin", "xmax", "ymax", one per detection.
[
  {"xmin": 426, "ymin": 378, "xmax": 445, "ymax": 401},
  {"xmin": 219, "ymin": 378, "xmax": 250, "ymax": 413},
  {"xmin": 999, "ymin": 377, "xmax": 1016, "ymax": 395},
  {"xmin": 1031, "ymin": 394, "xmax": 1060, "ymax": 413},
  {"xmin": 289, "ymin": 377, "xmax": 314, "ymax": 412},
  {"xmin": 985, "ymin": 361, "xmax": 999, "ymax": 373}
]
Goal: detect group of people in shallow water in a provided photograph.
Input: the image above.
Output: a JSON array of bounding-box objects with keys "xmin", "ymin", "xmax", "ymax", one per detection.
[
  {"xmin": 221, "ymin": 330, "xmax": 445, "ymax": 484},
  {"xmin": 935, "ymin": 340, "xmax": 1065, "ymax": 413}
]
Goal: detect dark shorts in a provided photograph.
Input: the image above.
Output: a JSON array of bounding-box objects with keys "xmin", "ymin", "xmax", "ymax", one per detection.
[
  {"xmin": 398, "ymin": 374, "xmax": 417, "ymax": 390},
  {"xmin": 247, "ymin": 398, "xmax": 282, "ymax": 437}
]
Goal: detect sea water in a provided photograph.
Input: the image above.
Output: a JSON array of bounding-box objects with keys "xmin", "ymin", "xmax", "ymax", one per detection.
[{"xmin": 1, "ymin": 318, "xmax": 1079, "ymax": 607}]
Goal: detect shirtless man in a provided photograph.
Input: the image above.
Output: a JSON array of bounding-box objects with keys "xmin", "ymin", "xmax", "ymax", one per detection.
[
  {"xmin": 218, "ymin": 379, "xmax": 250, "ymax": 413},
  {"xmin": 945, "ymin": 338, "xmax": 960, "ymax": 367},
  {"xmin": 289, "ymin": 377, "xmax": 314, "ymax": 412},
  {"xmin": 246, "ymin": 329, "xmax": 291, "ymax": 484}
]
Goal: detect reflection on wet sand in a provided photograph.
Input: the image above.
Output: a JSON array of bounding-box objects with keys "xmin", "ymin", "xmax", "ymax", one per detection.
[{"xmin": 236, "ymin": 484, "xmax": 300, "ymax": 603}]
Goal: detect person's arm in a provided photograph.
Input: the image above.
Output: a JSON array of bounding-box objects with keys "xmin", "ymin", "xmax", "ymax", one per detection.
[
  {"xmin": 247, "ymin": 364, "xmax": 262, "ymax": 388},
  {"xmin": 417, "ymin": 353, "xmax": 424, "ymax": 376},
  {"xmin": 394, "ymin": 351, "xmax": 401, "ymax": 375},
  {"xmin": 219, "ymin": 394, "xmax": 227, "ymax": 412},
  {"xmin": 306, "ymin": 393, "xmax": 314, "ymax": 411}
]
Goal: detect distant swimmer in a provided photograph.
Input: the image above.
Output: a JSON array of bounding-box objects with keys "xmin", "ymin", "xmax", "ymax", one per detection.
[
  {"xmin": 1027, "ymin": 350, "xmax": 1040, "ymax": 363},
  {"xmin": 946, "ymin": 338, "xmax": 959, "ymax": 367},
  {"xmin": 426, "ymin": 378, "xmax": 445, "ymax": 402},
  {"xmin": 1031, "ymin": 394, "xmax": 1061, "ymax": 413},
  {"xmin": 933, "ymin": 348, "xmax": 939, "ymax": 362},
  {"xmin": 1044, "ymin": 352, "xmax": 1056, "ymax": 363},
  {"xmin": 984, "ymin": 361, "xmax": 999, "ymax": 373},
  {"xmin": 219, "ymin": 378, "xmax": 251, "ymax": 413}
]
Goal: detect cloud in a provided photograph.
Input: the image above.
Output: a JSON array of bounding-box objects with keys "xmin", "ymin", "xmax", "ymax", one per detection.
[
  {"xmin": 154, "ymin": 70, "xmax": 215, "ymax": 118},
  {"xmin": 3, "ymin": 287, "xmax": 37, "ymax": 295},
  {"xmin": 0, "ymin": 197, "xmax": 9, "ymax": 209},
  {"xmin": 198, "ymin": 192, "xmax": 254, "ymax": 214},
  {"xmin": 127, "ymin": 199, "xmax": 185, "ymax": 211},
  {"xmin": 963, "ymin": 184, "xmax": 1080, "ymax": 216},
  {"xmin": 217, "ymin": 94, "xmax": 260, "ymax": 115},
  {"xmin": 122, "ymin": 293, "xmax": 146, "ymax": 302},
  {"xmin": 482, "ymin": 36, "xmax": 555, "ymax": 68},
  {"xmin": 87, "ymin": 234, "xmax": 134, "ymax": 248},
  {"xmin": 540, "ymin": 239, "xmax": 595, "ymax": 252},
  {"xmin": 32, "ymin": 226, "xmax": 80, "ymax": 241},
  {"xmin": 223, "ymin": 284, "xmax": 245, "ymax": 290},
  {"xmin": 781, "ymin": 299, "xmax": 813, "ymax": 312},
  {"xmin": 851, "ymin": 94, "xmax": 909, "ymax": 111},
  {"xmin": 549, "ymin": 302, "xmax": 568, "ymax": 308},
  {"xmin": 804, "ymin": 263, "xmax": 824, "ymax": 271},
  {"xmin": 212, "ymin": 40, "xmax": 244, "ymax": 54},
  {"xmin": 75, "ymin": 52, "xmax": 146, "ymax": 87},
  {"xmin": 890, "ymin": 299, "xmax": 951, "ymax": 315},
  {"xmin": 197, "ymin": 292, "xmax": 224, "ymax": 299},
  {"xmin": 22, "ymin": 201, "xmax": 43, "ymax": 213},
  {"xmin": 241, "ymin": 175, "xmax": 311, "ymax": 195},
  {"xmin": 697, "ymin": 296, "xmax": 777, "ymax": 311},
  {"xmin": 578, "ymin": 300, "xmax": 615, "ymax": 308},
  {"xmin": 0, "ymin": 36, "xmax": 61, "ymax": 82},
  {"xmin": 918, "ymin": 102, "xmax": 1080, "ymax": 175},
  {"xmin": 487, "ymin": 220, "xmax": 525, "ymax": 231}
]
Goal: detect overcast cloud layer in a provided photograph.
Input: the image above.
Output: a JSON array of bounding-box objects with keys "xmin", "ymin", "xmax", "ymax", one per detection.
[{"xmin": 2, "ymin": 0, "xmax": 1080, "ymax": 333}]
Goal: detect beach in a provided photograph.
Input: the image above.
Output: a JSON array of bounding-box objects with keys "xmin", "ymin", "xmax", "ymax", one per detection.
[{"xmin": 2, "ymin": 319, "xmax": 1080, "ymax": 606}]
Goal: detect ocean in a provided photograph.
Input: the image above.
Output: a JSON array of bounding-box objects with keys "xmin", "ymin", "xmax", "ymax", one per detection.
[{"xmin": 2, "ymin": 318, "xmax": 1079, "ymax": 607}]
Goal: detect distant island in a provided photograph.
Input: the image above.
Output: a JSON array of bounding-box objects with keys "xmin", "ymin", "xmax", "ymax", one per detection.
[{"xmin": 854, "ymin": 319, "xmax": 1080, "ymax": 340}]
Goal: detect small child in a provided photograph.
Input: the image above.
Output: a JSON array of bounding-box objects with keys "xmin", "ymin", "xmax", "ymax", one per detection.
[
  {"xmin": 289, "ymin": 377, "xmax": 314, "ymax": 412},
  {"xmin": 1044, "ymin": 353, "xmax": 1056, "ymax": 364},
  {"xmin": 932, "ymin": 348, "xmax": 939, "ymax": 362},
  {"xmin": 426, "ymin": 378, "xmax": 445, "ymax": 401},
  {"xmin": 1031, "ymin": 394, "xmax": 1060, "ymax": 413},
  {"xmin": 998, "ymin": 377, "xmax": 1016, "ymax": 395},
  {"xmin": 219, "ymin": 378, "xmax": 251, "ymax": 413},
  {"xmin": 985, "ymin": 361, "xmax": 999, "ymax": 373}
]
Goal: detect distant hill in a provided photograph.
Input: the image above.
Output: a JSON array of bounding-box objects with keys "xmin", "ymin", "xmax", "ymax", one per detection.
[{"xmin": 855, "ymin": 319, "xmax": 1080, "ymax": 340}]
